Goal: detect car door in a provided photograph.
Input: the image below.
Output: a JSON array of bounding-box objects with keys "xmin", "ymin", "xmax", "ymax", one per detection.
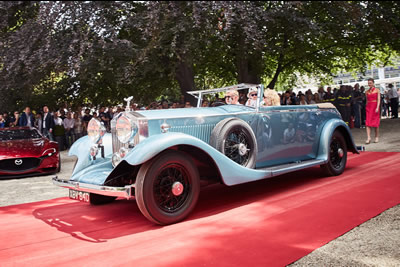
[{"xmin": 254, "ymin": 105, "xmax": 322, "ymax": 168}]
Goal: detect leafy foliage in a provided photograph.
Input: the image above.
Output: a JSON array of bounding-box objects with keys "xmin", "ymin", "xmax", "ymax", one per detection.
[{"xmin": 0, "ymin": 1, "xmax": 399, "ymax": 112}]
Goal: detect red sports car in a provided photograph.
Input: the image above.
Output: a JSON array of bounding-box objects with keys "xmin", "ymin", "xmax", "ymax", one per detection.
[{"xmin": 0, "ymin": 127, "xmax": 60, "ymax": 177}]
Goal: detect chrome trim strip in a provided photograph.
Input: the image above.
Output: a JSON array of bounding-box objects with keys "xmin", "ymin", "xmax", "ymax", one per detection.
[
  {"xmin": 264, "ymin": 108, "xmax": 320, "ymax": 113},
  {"xmin": 52, "ymin": 176, "xmax": 134, "ymax": 199},
  {"xmin": 268, "ymin": 159, "xmax": 326, "ymax": 176},
  {"xmin": 142, "ymin": 111, "xmax": 256, "ymax": 120}
]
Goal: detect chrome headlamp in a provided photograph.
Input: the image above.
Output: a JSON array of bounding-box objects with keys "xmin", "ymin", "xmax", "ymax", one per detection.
[
  {"xmin": 116, "ymin": 115, "xmax": 138, "ymax": 143},
  {"xmin": 87, "ymin": 118, "xmax": 106, "ymax": 143},
  {"xmin": 112, "ymin": 152, "xmax": 122, "ymax": 167},
  {"xmin": 111, "ymin": 147, "xmax": 129, "ymax": 167}
]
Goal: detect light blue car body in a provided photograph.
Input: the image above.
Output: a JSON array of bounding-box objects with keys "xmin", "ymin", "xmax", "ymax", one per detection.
[{"xmin": 68, "ymin": 103, "xmax": 358, "ymax": 187}]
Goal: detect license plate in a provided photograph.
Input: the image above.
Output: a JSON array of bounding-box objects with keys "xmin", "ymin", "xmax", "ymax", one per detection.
[{"xmin": 69, "ymin": 189, "xmax": 90, "ymax": 202}]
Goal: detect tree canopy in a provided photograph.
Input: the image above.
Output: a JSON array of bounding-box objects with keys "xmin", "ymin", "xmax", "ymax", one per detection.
[{"xmin": 0, "ymin": 1, "xmax": 399, "ymax": 112}]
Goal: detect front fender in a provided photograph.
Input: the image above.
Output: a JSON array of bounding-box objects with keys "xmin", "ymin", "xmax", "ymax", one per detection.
[
  {"xmin": 68, "ymin": 133, "xmax": 113, "ymax": 176},
  {"xmin": 122, "ymin": 132, "xmax": 272, "ymax": 186},
  {"xmin": 317, "ymin": 119, "xmax": 359, "ymax": 162}
]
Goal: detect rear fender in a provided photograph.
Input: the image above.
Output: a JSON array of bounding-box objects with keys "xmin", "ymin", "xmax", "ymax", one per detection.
[{"xmin": 317, "ymin": 119, "xmax": 359, "ymax": 162}]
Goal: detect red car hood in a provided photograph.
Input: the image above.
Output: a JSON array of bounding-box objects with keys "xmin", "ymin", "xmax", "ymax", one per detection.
[{"xmin": 0, "ymin": 139, "xmax": 48, "ymax": 159}]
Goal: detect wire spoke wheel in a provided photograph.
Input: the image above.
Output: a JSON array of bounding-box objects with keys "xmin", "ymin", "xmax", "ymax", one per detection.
[
  {"xmin": 330, "ymin": 139, "xmax": 343, "ymax": 169},
  {"xmin": 154, "ymin": 163, "xmax": 190, "ymax": 213},
  {"xmin": 224, "ymin": 129, "xmax": 251, "ymax": 166},
  {"xmin": 135, "ymin": 151, "xmax": 200, "ymax": 225}
]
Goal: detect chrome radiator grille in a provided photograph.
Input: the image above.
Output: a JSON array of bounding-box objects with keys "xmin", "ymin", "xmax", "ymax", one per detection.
[
  {"xmin": 111, "ymin": 127, "xmax": 128, "ymax": 154},
  {"xmin": 111, "ymin": 112, "xmax": 148, "ymax": 154}
]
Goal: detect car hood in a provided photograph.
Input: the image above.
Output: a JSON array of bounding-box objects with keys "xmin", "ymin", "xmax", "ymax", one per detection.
[
  {"xmin": 135, "ymin": 105, "xmax": 254, "ymax": 120},
  {"xmin": 0, "ymin": 139, "xmax": 47, "ymax": 159}
]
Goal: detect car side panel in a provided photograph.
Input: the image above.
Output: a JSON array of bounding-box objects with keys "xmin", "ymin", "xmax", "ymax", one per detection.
[{"xmin": 123, "ymin": 132, "xmax": 272, "ymax": 186}]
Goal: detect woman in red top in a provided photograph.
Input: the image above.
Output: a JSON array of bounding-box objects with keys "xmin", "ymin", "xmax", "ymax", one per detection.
[{"xmin": 365, "ymin": 78, "xmax": 381, "ymax": 144}]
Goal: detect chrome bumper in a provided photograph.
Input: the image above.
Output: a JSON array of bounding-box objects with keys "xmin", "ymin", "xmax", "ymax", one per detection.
[{"xmin": 52, "ymin": 176, "xmax": 134, "ymax": 199}]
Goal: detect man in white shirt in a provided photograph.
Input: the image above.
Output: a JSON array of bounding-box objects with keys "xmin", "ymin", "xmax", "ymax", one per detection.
[
  {"xmin": 387, "ymin": 83, "xmax": 399, "ymax": 119},
  {"xmin": 42, "ymin": 105, "xmax": 54, "ymax": 141},
  {"xmin": 63, "ymin": 112, "xmax": 75, "ymax": 149}
]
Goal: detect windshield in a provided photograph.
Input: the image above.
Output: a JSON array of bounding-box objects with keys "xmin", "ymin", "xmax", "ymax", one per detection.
[
  {"xmin": 0, "ymin": 129, "xmax": 42, "ymax": 141},
  {"xmin": 187, "ymin": 83, "xmax": 263, "ymax": 108}
]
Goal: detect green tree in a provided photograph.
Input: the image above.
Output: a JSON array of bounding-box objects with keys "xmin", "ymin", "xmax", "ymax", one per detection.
[{"xmin": 1, "ymin": 1, "xmax": 400, "ymax": 113}]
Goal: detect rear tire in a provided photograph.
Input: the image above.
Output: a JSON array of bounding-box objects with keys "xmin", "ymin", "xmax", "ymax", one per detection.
[{"xmin": 321, "ymin": 130, "xmax": 347, "ymax": 176}]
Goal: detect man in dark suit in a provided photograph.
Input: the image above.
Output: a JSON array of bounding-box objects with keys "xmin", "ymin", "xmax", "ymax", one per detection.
[
  {"xmin": 42, "ymin": 105, "xmax": 55, "ymax": 141},
  {"xmin": 18, "ymin": 107, "xmax": 35, "ymax": 127}
]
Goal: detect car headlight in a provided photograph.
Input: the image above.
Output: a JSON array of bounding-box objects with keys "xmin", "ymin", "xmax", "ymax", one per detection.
[
  {"xmin": 42, "ymin": 148, "xmax": 57, "ymax": 157},
  {"xmin": 87, "ymin": 119, "xmax": 105, "ymax": 143},
  {"xmin": 116, "ymin": 115, "xmax": 138, "ymax": 143},
  {"xmin": 112, "ymin": 152, "xmax": 122, "ymax": 167},
  {"xmin": 111, "ymin": 147, "xmax": 129, "ymax": 167}
]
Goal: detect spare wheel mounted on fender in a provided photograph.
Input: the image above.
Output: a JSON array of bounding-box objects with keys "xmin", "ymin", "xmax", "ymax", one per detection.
[{"xmin": 210, "ymin": 117, "xmax": 258, "ymax": 169}]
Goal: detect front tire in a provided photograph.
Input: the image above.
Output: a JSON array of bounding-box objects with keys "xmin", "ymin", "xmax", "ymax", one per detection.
[
  {"xmin": 135, "ymin": 151, "xmax": 200, "ymax": 225},
  {"xmin": 321, "ymin": 130, "xmax": 347, "ymax": 176}
]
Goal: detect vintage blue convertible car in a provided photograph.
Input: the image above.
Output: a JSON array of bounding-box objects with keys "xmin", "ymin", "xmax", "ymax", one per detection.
[{"xmin": 53, "ymin": 84, "xmax": 359, "ymax": 225}]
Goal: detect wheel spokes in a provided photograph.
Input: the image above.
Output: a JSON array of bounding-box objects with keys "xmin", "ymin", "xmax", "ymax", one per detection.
[
  {"xmin": 224, "ymin": 129, "xmax": 251, "ymax": 166},
  {"xmin": 154, "ymin": 164, "xmax": 190, "ymax": 213},
  {"xmin": 330, "ymin": 139, "xmax": 342, "ymax": 169}
]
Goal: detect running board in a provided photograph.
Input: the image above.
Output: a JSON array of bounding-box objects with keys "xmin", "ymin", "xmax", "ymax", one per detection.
[{"xmin": 256, "ymin": 159, "xmax": 326, "ymax": 177}]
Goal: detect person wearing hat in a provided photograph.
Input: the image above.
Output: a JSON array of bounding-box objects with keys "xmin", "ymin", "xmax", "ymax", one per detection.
[
  {"xmin": 245, "ymin": 87, "xmax": 258, "ymax": 108},
  {"xmin": 225, "ymin": 89, "xmax": 241, "ymax": 105}
]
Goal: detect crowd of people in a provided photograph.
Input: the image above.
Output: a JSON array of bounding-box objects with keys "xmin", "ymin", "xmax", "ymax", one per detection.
[
  {"xmin": 0, "ymin": 80, "xmax": 398, "ymax": 148},
  {"xmin": 0, "ymin": 105, "xmax": 112, "ymax": 151},
  {"xmin": 276, "ymin": 81, "xmax": 399, "ymax": 129}
]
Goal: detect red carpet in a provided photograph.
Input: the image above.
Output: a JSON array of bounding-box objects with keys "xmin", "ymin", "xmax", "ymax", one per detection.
[{"xmin": 0, "ymin": 152, "xmax": 399, "ymax": 267}]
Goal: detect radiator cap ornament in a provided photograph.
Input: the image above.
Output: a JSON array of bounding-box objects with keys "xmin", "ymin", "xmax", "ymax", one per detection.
[{"xmin": 124, "ymin": 96, "xmax": 134, "ymax": 112}]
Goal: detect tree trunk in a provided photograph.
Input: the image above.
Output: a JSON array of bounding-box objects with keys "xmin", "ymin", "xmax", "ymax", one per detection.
[
  {"xmin": 175, "ymin": 60, "xmax": 196, "ymax": 105},
  {"xmin": 237, "ymin": 52, "xmax": 262, "ymax": 84},
  {"xmin": 268, "ymin": 35, "xmax": 288, "ymax": 89},
  {"xmin": 267, "ymin": 63, "xmax": 282, "ymax": 89}
]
